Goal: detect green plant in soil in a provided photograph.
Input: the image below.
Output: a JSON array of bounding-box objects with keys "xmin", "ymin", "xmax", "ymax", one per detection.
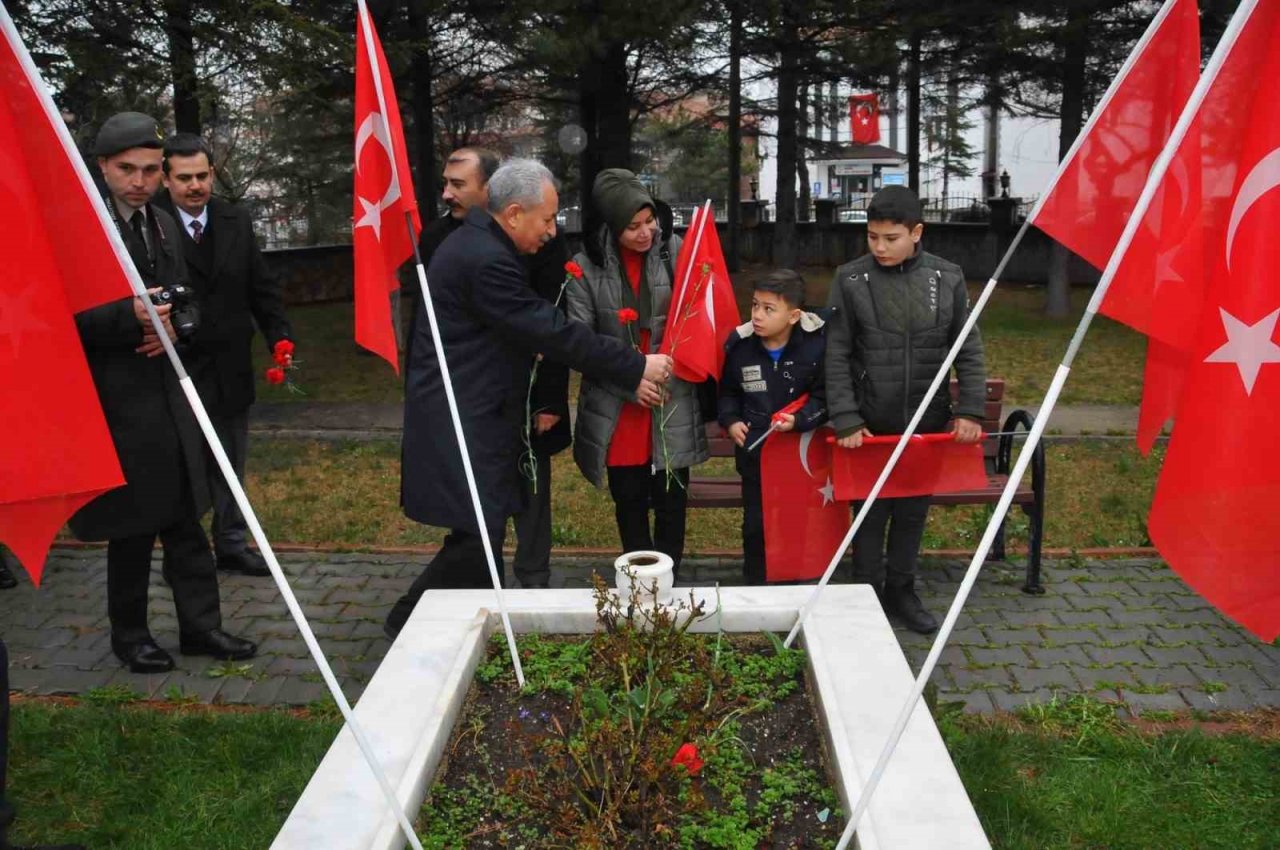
[{"xmin": 420, "ymin": 575, "xmax": 843, "ymax": 848}]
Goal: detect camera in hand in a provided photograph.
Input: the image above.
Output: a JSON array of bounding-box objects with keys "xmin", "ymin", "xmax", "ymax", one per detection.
[{"xmin": 150, "ymin": 283, "xmax": 200, "ymax": 340}]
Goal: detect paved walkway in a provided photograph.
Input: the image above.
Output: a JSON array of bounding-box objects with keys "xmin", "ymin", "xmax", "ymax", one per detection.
[{"xmin": 3, "ymin": 548, "xmax": 1276, "ymax": 716}]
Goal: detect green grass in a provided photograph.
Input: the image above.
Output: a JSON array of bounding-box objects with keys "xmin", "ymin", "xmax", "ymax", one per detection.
[
  {"xmin": 5, "ymin": 699, "xmax": 339, "ymax": 849},
  {"xmin": 6, "ymin": 697, "xmax": 1276, "ymax": 848},
  {"xmin": 250, "ymin": 300, "xmax": 405, "ymax": 404},
  {"xmin": 240, "ymin": 437, "xmax": 1162, "ymax": 553},
  {"xmin": 941, "ymin": 707, "xmax": 1280, "ymax": 849}
]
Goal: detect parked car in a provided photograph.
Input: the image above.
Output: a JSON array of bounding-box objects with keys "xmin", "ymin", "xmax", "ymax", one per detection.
[
  {"xmin": 838, "ymin": 208, "xmax": 868, "ymax": 223},
  {"xmin": 947, "ymin": 202, "xmax": 990, "ymax": 223}
]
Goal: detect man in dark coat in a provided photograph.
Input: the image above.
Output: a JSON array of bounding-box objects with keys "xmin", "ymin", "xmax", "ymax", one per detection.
[
  {"xmin": 406, "ymin": 147, "xmax": 572, "ymax": 589},
  {"xmin": 154, "ymin": 132, "xmax": 293, "ymax": 577},
  {"xmin": 387, "ymin": 159, "xmax": 673, "ymax": 637},
  {"xmin": 69, "ymin": 112, "xmax": 256, "ymax": 673}
]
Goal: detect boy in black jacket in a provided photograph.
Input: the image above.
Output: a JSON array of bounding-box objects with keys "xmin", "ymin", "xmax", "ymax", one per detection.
[
  {"xmin": 825, "ymin": 185, "xmax": 985, "ymax": 634},
  {"xmin": 719, "ymin": 270, "xmax": 827, "ymax": 584}
]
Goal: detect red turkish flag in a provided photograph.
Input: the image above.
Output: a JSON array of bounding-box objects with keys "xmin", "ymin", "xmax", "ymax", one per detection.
[
  {"xmin": 353, "ymin": 1, "xmax": 421, "ymax": 373},
  {"xmin": 1116, "ymin": 0, "xmax": 1280, "ymax": 642},
  {"xmin": 1031, "ymin": 0, "xmax": 1200, "ymax": 450},
  {"xmin": 829, "ymin": 434, "xmax": 988, "ymax": 501},
  {"xmin": 761, "ymin": 429, "xmax": 849, "ymax": 582},
  {"xmin": 0, "ymin": 15, "xmax": 128, "ymax": 582},
  {"xmin": 660, "ymin": 205, "xmax": 740, "ymax": 382},
  {"xmin": 849, "ymin": 94, "xmax": 881, "ymax": 145}
]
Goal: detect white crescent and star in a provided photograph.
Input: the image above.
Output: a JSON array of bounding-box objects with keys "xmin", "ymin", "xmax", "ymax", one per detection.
[
  {"xmin": 353, "ymin": 111, "xmax": 402, "ymax": 241},
  {"xmin": 796, "ymin": 429, "xmax": 837, "ymax": 506},
  {"xmin": 1204, "ymin": 307, "xmax": 1280, "ymax": 396},
  {"xmin": 1226, "ymin": 147, "xmax": 1280, "ymax": 272}
]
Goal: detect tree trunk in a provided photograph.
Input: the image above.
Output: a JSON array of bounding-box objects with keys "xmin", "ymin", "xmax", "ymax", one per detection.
[
  {"xmin": 163, "ymin": 0, "xmax": 200, "ymax": 133},
  {"xmin": 726, "ymin": 0, "xmax": 742, "ymax": 271},
  {"xmin": 887, "ymin": 50, "xmax": 900, "ymax": 151},
  {"xmin": 905, "ymin": 30, "xmax": 922, "ymax": 193},
  {"xmin": 407, "ymin": 0, "xmax": 438, "ymax": 217},
  {"xmin": 796, "ymin": 84, "xmax": 811, "ymax": 222},
  {"xmin": 772, "ymin": 26, "xmax": 800, "ymax": 268},
  {"xmin": 579, "ymin": 40, "xmax": 632, "ymax": 208},
  {"xmin": 1046, "ymin": 6, "xmax": 1089, "ymax": 318}
]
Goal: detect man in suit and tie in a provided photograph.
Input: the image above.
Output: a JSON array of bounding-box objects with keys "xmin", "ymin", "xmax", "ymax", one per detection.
[
  {"xmin": 70, "ymin": 112, "xmax": 256, "ymax": 672},
  {"xmin": 155, "ymin": 133, "xmax": 294, "ymax": 578}
]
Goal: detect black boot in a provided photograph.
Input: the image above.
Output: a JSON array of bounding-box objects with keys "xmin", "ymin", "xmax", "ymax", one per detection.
[{"xmin": 883, "ymin": 584, "xmax": 938, "ymax": 634}]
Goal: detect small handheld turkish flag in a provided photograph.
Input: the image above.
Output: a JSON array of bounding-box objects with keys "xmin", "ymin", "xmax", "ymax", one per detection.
[
  {"xmin": 849, "ymin": 94, "xmax": 881, "ymax": 145},
  {"xmin": 761, "ymin": 429, "xmax": 849, "ymax": 582},
  {"xmin": 829, "ymin": 433, "xmax": 988, "ymax": 501},
  {"xmin": 353, "ymin": 0, "xmax": 421, "ymax": 373},
  {"xmin": 660, "ymin": 204, "xmax": 740, "ymax": 382}
]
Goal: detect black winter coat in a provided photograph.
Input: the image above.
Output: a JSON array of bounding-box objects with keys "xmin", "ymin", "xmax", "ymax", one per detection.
[
  {"xmin": 718, "ymin": 313, "xmax": 828, "ymax": 440},
  {"xmin": 401, "ymin": 208, "xmax": 644, "ymax": 532},
  {"xmin": 69, "ymin": 201, "xmax": 210, "ymax": 540},
  {"xmin": 152, "ymin": 194, "xmax": 292, "ymax": 417},
  {"xmin": 825, "ymin": 249, "xmax": 986, "ymax": 437},
  {"xmin": 409, "ymin": 214, "xmax": 572, "ymax": 456}
]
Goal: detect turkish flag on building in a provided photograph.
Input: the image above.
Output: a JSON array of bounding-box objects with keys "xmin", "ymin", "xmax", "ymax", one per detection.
[
  {"xmin": 660, "ymin": 204, "xmax": 740, "ymax": 382},
  {"xmin": 1031, "ymin": 0, "xmax": 1201, "ymax": 450},
  {"xmin": 353, "ymin": 0, "xmax": 421, "ymax": 373},
  {"xmin": 830, "ymin": 434, "xmax": 988, "ymax": 501},
  {"xmin": 849, "ymin": 94, "xmax": 881, "ymax": 145},
  {"xmin": 761, "ymin": 429, "xmax": 849, "ymax": 581},
  {"xmin": 1112, "ymin": 0, "xmax": 1280, "ymax": 642},
  {"xmin": 0, "ymin": 12, "xmax": 128, "ymax": 582}
]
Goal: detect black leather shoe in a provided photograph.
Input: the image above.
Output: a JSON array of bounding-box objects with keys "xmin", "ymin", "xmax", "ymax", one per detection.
[
  {"xmin": 883, "ymin": 587, "xmax": 939, "ymax": 635},
  {"xmin": 0, "ymin": 558, "xmax": 17, "ymax": 589},
  {"xmin": 216, "ymin": 550, "xmax": 270, "ymax": 577},
  {"xmin": 112, "ymin": 637, "xmax": 176, "ymax": 674},
  {"xmin": 179, "ymin": 629, "xmax": 257, "ymax": 660}
]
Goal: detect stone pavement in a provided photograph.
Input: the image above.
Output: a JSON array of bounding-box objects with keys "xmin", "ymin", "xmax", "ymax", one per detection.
[{"xmin": 3, "ymin": 548, "xmax": 1277, "ymax": 716}]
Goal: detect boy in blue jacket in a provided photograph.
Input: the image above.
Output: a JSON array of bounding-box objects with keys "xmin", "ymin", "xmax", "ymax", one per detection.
[{"xmin": 719, "ymin": 270, "xmax": 827, "ymax": 584}]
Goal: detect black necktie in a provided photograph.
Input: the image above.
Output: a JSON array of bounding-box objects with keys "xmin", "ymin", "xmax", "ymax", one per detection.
[
  {"xmin": 190, "ymin": 219, "xmax": 203, "ymax": 244},
  {"xmin": 130, "ymin": 211, "xmax": 152, "ymax": 261}
]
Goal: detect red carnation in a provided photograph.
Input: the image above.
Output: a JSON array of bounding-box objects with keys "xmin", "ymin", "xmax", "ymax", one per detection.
[
  {"xmin": 617, "ymin": 308, "xmax": 639, "ymax": 325},
  {"xmin": 265, "ymin": 366, "xmax": 286, "ymax": 385},
  {"xmin": 671, "ymin": 743, "xmax": 703, "ymax": 776},
  {"xmin": 564, "ymin": 260, "xmax": 584, "ymax": 279}
]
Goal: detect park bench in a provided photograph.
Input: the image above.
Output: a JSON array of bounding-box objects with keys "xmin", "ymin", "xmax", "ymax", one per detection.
[{"xmin": 688, "ymin": 378, "xmax": 1046, "ymax": 593}]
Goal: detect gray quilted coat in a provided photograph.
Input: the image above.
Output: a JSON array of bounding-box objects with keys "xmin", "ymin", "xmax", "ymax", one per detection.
[
  {"xmin": 825, "ymin": 249, "xmax": 986, "ymax": 437},
  {"xmin": 567, "ymin": 230, "xmax": 709, "ymax": 487}
]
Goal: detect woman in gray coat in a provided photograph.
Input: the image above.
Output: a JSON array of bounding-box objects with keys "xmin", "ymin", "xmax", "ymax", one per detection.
[{"xmin": 567, "ymin": 170, "xmax": 708, "ymax": 573}]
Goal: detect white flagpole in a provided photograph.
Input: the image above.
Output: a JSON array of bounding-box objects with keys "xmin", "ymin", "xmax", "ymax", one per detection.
[
  {"xmin": 833, "ymin": 0, "xmax": 1258, "ymax": 844},
  {"xmin": 355, "ymin": 0, "xmax": 525, "ymax": 691},
  {"xmin": 783, "ymin": 0, "xmax": 1191, "ymax": 649},
  {"xmin": 668, "ymin": 199, "xmax": 714, "ymax": 325},
  {"xmin": 0, "ymin": 8, "xmax": 428, "ymax": 850}
]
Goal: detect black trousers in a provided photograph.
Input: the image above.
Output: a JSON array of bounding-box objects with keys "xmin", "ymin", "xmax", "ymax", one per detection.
[
  {"xmin": 738, "ymin": 451, "xmax": 766, "ymax": 585},
  {"xmin": 108, "ymin": 515, "xmax": 221, "ymax": 644},
  {"xmin": 385, "ymin": 526, "xmax": 506, "ymax": 635},
  {"xmin": 606, "ymin": 465, "xmax": 690, "ymax": 574},
  {"xmin": 0, "ymin": 637, "xmax": 11, "ymax": 844},
  {"xmin": 511, "ymin": 452, "xmax": 552, "ymax": 587},
  {"xmin": 208, "ymin": 409, "xmax": 252, "ymax": 557},
  {"xmin": 850, "ymin": 496, "xmax": 931, "ymax": 591}
]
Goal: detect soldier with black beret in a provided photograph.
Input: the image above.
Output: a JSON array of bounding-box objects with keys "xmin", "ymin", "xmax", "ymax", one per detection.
[{"xmin": 67, "ymin": 111, "xmax": 257, "ymax": 674}]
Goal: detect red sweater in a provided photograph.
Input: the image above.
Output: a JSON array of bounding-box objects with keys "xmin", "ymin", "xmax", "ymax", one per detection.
[{"xmin": 607, "ymin": 248, "xmax": 652, "ymax": 467}]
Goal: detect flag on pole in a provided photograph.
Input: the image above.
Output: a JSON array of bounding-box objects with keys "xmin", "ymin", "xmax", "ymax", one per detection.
[
  {"xmin": 353, "ymin": 0, "xmax": 420, "ymax": 373},
  {"xmin": 660, "ymin": 205, "xmax": 739, "ymax": 382},
  {"xmin": 849, "ymin": 94, "xmax": 881, "ymax": 145},
  {"xmin": 761, "ymin": 429, "xmax": 848, "ymax": 581},
  {"xmin": 0, "ymin": 16, "xmax": 129, "ymax": 582},
  {"xmin": 830, "ymin": 434, "xmax": 988, "ymax": 501},
  {"xmin": 1111, "ymin": 0, "xmax": 1280, "ymax": 641},
  {"xmin": 1030, "ymin": 0, "xmax": 1201, "ymax": 450}
]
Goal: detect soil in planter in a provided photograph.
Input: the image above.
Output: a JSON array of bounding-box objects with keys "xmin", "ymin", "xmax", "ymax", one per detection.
[{"xmin": 416, "ymin": 582, "xmax": 844, "ymax": 849}]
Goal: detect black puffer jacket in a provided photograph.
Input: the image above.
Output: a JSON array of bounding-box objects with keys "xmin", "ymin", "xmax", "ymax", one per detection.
[{"xmin": 825, "ymin": 249, "xmax": 985, "ymax": 437}]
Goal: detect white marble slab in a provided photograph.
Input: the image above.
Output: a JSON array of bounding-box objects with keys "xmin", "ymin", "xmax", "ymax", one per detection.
[{"xmin": 272, "ymin": 587, "xmax": 989, "ymax": 850}]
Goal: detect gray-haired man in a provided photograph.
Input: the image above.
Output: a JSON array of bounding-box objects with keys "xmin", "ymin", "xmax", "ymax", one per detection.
[{"xmin": 389, "ymin": 160, "xmax": 673, "ymax": 637}]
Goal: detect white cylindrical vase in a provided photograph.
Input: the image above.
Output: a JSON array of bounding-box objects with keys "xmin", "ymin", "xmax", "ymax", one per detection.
[{"xmin": 613, "ymin": 550, "xmax": 675, "ymax": 604}]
